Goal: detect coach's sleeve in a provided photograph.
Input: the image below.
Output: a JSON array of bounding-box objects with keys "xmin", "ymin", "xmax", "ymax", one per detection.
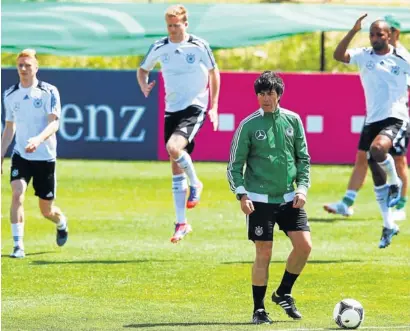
[
  {"xmin": 294, "ymin": 116, "xmax": 311, "ymax": 196},
  {"xmin": 48, "ymin": 86, "xmax": 61, "ymax": 118},
  {"xmin": 200, "ymin": 41, "xmax": 217, "ymax": 70},
  {"xmin": 227, "ymin": 122, "xmax": 250, "ymax": 195},
  {"xmin": 347, "ymin": 47, "xmax": 365, "ymax": 66},
  {"xmin": 140, "ymin": 44, "xmax": 159, "ymax": 71}
]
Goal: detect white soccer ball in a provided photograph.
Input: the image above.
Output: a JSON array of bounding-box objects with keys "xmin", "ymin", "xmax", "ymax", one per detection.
[{"xmin": 333, "ymin": 299, "xmax": 364, "ymax": 329}]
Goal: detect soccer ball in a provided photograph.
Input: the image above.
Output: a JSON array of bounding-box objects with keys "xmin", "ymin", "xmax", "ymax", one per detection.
[{"xmin": 333, "ymin": 299, "xmax": 364, "ymax": 329}]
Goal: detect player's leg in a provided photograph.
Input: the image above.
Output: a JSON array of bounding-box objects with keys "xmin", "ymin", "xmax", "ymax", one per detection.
[
  {"xmin": 248, "ymin": 202, "xmax": 274, "ymax": 324},
  {"xmin": 367, "ymin": 135, "xmax": 399, "ymax": 248},
  {"xmin": 9, "ymin": 153, "xmax": 31, "ymax": 258},
  {"xmin": 33, "ymin": 160, "xmax": 68, "ymax": 246},
  {"xmin": 324, "ymin": 150, "xmax": 368, "ymax": 216},
  {"xmin": 169, "ymin": 158, "xmax": 191, "ymax": 243},
  {"xmin": 10, "ymin": 179, "xmax": 28, "ymax": 258},
  {"xmin": 272, "ymin": 203, "xmax": 311, "ymax": 320}
]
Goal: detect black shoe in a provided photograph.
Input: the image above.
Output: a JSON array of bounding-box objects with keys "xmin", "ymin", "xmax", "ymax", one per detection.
[
  {"xmin": 272, "ymin": 292, "xmax": 302, "ymax": 320},
  {"xmin": 56, "ymin": 227, "xmax": 68, "ymax": 247},
  {"xmin": 252, "ymin": 309, "xmax": 273, "ymax": 324}
]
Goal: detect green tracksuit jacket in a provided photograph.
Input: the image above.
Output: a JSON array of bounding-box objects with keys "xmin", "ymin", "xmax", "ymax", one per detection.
[{"xmin": 227, "ymin": 107, "xmax": 311, "ymax": 203}]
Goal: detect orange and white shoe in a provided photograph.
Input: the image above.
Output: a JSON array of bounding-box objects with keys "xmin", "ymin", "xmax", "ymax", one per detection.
[
  {"xmin": 170, "ymin": 223, "xmax": 192, "ymax": 243},
  {"xmin": 186, "ymin": 181, "xmax": 203, "ymax": 209}
]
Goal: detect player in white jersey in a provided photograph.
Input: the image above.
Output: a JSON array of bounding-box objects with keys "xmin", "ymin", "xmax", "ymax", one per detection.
[
  {"xmin": 330, "ymin": 15, "xmax": 410, "ymax": 248},
  {"xmin": 1, "ymin": 49, "xmax": 68, "ymax": 258},
  {"xmin": 137, "ymin": 5, "xmax": 220, "ymax": 243},
  {"xmin": 324, "ymin": 15, "xmax": 410, "ymax": 222}
]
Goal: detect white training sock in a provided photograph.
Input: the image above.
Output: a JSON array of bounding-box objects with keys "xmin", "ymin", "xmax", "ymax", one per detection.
[
  {"xmin": 378, "ymin": 154, "xmax": 400, "ymax": 185},
  {"xmin": 374, "ymin": 184, "xmax": 395, "ymax": 229},
  {"xmin": 174, "ymin": 151, "xmax": 200, "ymax": 186},
  {"xmin": 56, "ymin": 215, "xmax": 67, "ymax": 230},
  {"xmin": 172, "ymin": 174, "xmax": 188, "ymax": 224},
  {"xmin": 11, "ymin": 222, "xmax": 24, "ymax": 249}
]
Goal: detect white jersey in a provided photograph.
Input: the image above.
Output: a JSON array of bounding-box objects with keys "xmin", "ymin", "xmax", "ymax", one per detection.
[
  {"xmin": 140, "ymin": 34, "xmax": 217, "ymax": 113},
  {"xmin": 348, "ymin": 46, "xmax": 410, "ymax": 124},
  {"xmin": 3, "ymin": 79, "xmax": 61, "ymax": 161}
]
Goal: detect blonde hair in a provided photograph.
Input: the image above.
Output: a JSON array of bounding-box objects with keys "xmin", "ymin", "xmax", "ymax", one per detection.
[
  {"xmin": 16, "ymin": 49, "xmax": 37, "ymax": 61},
  {"xmin": 165, "ymin": 5, "xmax": 188, "ymax": 23}
]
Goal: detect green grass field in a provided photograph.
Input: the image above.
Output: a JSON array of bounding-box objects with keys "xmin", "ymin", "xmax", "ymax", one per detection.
[{"xmin": 1, "ymin": 160, "xmax": 410, "ymax": 331}]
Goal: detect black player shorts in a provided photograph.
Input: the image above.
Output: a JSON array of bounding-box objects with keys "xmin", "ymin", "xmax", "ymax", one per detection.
[
  {"xmin": 10, "ymin": 153, "xmax": 56, "ymax": 200},
  {"xmin": 247, "ymin": 201, "xmax": 310, "ymax": 241},
  {"xmin": 164, "ymin": 105, "xmax": 206, "ymax": 154},
  {"xmin": 358, "ymin": 117, "xmax": 409, "ymax": 156}
]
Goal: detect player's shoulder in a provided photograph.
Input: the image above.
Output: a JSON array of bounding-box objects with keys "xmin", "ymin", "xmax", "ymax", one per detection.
[
  {"xmin": 37, "ymin": 81, "xmax": 59, "ymax": 95},
  {"xmin": 3, "ymin": 83, "xmax": 19, "ymax": 99},
  {"xmin": 151, "ymin": 36, "xmax": 170, "ymax": 51},
  {"xmin": 394, "ymin": 46, "xmax": 410, "ymax": 63},
  {"xmin": 188, "ymin": 34, "xmax": 211, "ymax": 49}
]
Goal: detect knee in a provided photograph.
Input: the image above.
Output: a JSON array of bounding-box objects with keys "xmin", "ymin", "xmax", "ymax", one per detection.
[
  {"xmin": 369, "ymin": 144, "xmax": 386, "ymax": 162},
  {"xmin": 40, "ymin": 207, "xmax": 53, "ymax": 219},
  {"xmin": 11, "ymin": 191, "xmax": 25, "ymax": 205},
  {"xmin": 256, "ymin": 246, "xmax": 272, "ymax": 264},
  {"xmin": 295, "ymin": 241, "xmax": 312, "ymax": 258},
  {"xmin": 166, "ymin": 142, "xmax": 181, "ymax": 158}
]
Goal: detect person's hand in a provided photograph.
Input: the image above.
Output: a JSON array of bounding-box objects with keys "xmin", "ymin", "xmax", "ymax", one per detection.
[
  {"xmin": 208, "ymin": 106, "xmax": 218, "ymax": 131},
  {"xmin": 141, "ymin": 80, "xmax": 156, "ymax": 98},
  {"xmin": 25, "ymin": 136, "xmax": 42, "ymax": 153},
  {"xmin": 240, "ymin": 195, "xmax": 254, "ymax": 215},
  {"xmin": 352, "ymin": 13, "xmax": 368, "ymax": 32},
  {"xmin": 293, "ymin": 193, "xmax": 306, "ymax": 209}
]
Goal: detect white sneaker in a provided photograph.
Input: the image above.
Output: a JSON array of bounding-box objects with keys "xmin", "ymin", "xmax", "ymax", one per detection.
[
  {"xmin": 10, "ymin": 246, "xmax": 25, "ymax": 258},
  {"xmin": 323, "ymin": 201, "xmax": 354, "ymax": 217},
  {"xmin": 392, "ymin": 209, "xmax": 406, "ymax": 222}
]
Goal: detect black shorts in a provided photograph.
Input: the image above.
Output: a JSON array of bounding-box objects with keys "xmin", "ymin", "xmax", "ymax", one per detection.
[
  {"xmin": 358, "ymin": 117, "xmax": 410, "ymax": 156},
  {"xmin": 10, "ymin": 153, "xmax": 56, "ymax": 200},
  {"xmin": 164, "ymin": 105, "xmax": 206, "ymax": 154},
  {"xmin": 247, "ymin": 201, "xmax": 310, "ymax": 241}
]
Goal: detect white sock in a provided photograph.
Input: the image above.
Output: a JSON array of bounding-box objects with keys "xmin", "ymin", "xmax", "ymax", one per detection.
[
  {"xmin": 172, "ymin": 174, "xmax": 188, "ymax": 224},
  {"xmin": 374, "ymin": 184, "xmax": 395, "ymax": 229},
  {"xmin": 378, "ymin": 154, "xmax": 400, "ymax": 185},
  {"xmin": 174, "ymin": 151, "xmax": 200, "ymax": 186},
  {"xmin": 11, "ymin": 223, "xmax": 24, "ymax": 249},
  {"xmin": 56, "ymin": 215, "xmax": 67, "ymax": 230}
]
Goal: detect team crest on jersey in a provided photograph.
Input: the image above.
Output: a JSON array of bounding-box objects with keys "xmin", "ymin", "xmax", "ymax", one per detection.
[
  {"xmin": 285, "ymin": 127, "xmax": 294, "ymax": 137},
  {"xmin": 366, "ymin": 61, "xmax": 375, "ymax": 70},
  {"xmin": 255, "ymin": 226, "xmax": 263, "ymax": 236},
  {"xmin": 11, "ymin": 169, "xmax": 18, "ymax": 177},
  {"xmin": 255, "ymin": 130, "xmax": 267, "ymax": 140},
  {"xmin": 186, "ymin": 53, "xmax": 195, "ymax": 64},
  {"xmin": 161, "ymin": 53, "xmax": 170, "ymax": 63},
  {"xmin": 33, "ymin": 98, "xmax": 43, "ymax": 108},
  {"xmin": 13, "ymin": 102, "xmax": 20, "ymax": 112},
  {"xmin": 391, "ymin": 66, "xmax": 400, "ymax": 75}
]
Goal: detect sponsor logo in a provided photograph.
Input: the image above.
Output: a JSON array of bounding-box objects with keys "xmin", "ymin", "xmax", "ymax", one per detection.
[
  {"xmin": 161, "ymin": 53, "xmax": 170, "ymax": 63},
  {"xmin": 255, "ymin": 130, "xmax": 267, "ymax": 140}
]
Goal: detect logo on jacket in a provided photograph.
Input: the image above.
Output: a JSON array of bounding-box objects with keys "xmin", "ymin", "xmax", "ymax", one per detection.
[
  {"xmin": 255, "ymin": 226, "xmax": 263, "ymax": 236},
  {"xmin": 255, "ymin": 130, "xmax": 267, "ymax": 140},
  {"xmin": 33, "ymin": 98, "xmax": 43, "ymax": 108},
  {"xmin": 186, "ymin": 53, "xmax": 195, "ymax": 63},
  {"xmin": 286, "ymin": 127, "xmax": 294, "ymax": 137}
]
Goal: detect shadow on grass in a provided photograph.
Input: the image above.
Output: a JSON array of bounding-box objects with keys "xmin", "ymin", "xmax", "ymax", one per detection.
[
  {"xmin": 124, "ymin": 321, "xmax": 295, "ymax": 328},
  {"xmin": 31, "ymin": 259, "xmax": 168, "ymax": 265},
  {"xmin": 222, "ymin": 259, "xmax": 363, "ymax": 265},
  {"xmin": 308, "ymin": 217, "xmax": 359, "ymax": 223},
  {"xmin": 1, "ymin": 251, "xmax": 53, "ymax": 258}
]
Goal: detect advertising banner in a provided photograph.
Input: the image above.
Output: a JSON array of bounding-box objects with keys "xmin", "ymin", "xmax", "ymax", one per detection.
[
  {"xmin": 158, "ymin": 72, "xmax": 367, "ymax": 164},
  {"xmin": 1, "ymin": 68, "xmax": 159, "ymax": 160}
]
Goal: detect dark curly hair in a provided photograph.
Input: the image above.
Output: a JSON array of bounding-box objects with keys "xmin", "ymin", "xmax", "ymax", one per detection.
[{"xmin": 254, "ymin": 71, "xmax": 285, "ymax": 98}]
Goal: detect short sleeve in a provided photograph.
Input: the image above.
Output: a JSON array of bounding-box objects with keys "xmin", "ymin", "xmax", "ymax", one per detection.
[
  {"xmin": 200, "ymin": 41, "xmax": 217, "ymax": 70},
  {"xmin": 3, "ymin": 93, "xmax": 14, "ymax": 122},
  {"xmin": 46, "ymin": 86, "xmax": 61, "ymax": 118},
  {"xmin": 140, "ymin": 44, "xmax": 160, "ymax": 71},
  {"xmin": 347, "ymin": 48, "xmax": 366, "ymax": 66}
]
